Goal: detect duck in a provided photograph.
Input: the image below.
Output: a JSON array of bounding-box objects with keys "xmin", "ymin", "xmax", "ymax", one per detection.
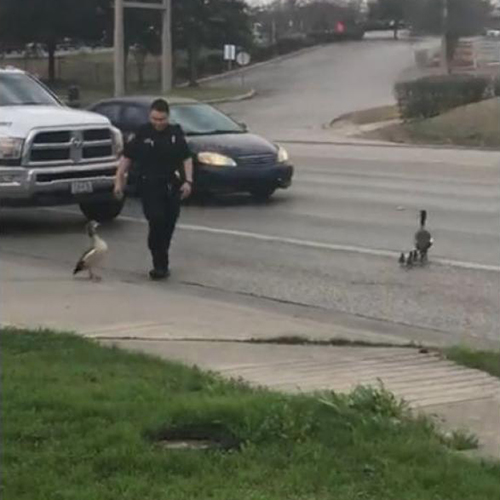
[
  {"xmin": 414, "ymin": 210, "xmax": 433, "ymax": 263},
  {"xmin": 406, "ymin": 250, "xmax": 415, "ymax": 267},
  {"xmin": 73, "ymin": 220, "xmax": 108, "ymax": 281}
]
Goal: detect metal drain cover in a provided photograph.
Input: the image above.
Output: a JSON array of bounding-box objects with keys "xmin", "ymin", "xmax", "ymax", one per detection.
[{"xmin": 159, "ymin": 439, "xmax": 220, "ymax": 450}]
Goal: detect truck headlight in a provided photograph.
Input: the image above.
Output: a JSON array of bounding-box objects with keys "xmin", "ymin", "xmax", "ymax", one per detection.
[
  {"xmin": 0, "ymin": 173, "xmax": 23, "ymax": 184},
  {"xmin": 111, "ymin": 127, "xmax": 124, "ymax": 156},
  {"xmin": 198, "ymin": 152, "xmax": 237, "ymax": 167},
  {"xmin": 277, "ymin": 145, "xmax": 289, "ymax": 163},
  {"xmin": 0, "ymin": 138, "xmax": 24, "ymax": 160}
]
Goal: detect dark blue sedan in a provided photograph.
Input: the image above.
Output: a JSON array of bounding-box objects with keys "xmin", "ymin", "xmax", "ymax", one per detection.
[{"xmin": 88, "ymin": 96, "xmax": 294, "ymax": 200}]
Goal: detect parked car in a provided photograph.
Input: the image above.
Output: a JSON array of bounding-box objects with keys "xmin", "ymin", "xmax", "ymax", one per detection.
[
  {"xmin": 486, "ymin": 29, "xmax": 500, "ymax": 38},
  {"xmin": 88, "ymin": 96, "xmax": 294, "ymax": 201}
]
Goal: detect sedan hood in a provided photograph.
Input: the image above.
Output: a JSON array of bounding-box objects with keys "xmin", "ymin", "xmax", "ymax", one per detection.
[{"xmin": 187, "ymin": 132, "xmax": 277, "ymax": 158}]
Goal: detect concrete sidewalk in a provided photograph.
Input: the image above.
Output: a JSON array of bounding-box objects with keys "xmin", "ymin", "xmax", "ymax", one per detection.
[
  {"xmin": 1, "ymin": 253, "xmax": 409, "ymax": 345},
  {"xmin": 2, "ymin": 252, "xmax": 499, "ymax": 460},
  {"xmin": 108, "ymin": 339, "xmax": 500, "ymax": 459}
]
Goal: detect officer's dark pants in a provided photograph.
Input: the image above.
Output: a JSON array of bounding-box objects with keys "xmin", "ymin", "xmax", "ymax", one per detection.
[{"xmin": 141, "ymin": 181, "xmax": 180, "ymax": 272}]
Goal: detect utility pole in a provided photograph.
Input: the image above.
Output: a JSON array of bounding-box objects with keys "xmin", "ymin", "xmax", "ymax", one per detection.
[
  {"xmin": 114, "ymin": 0, "xmax": 172, "ymax": 97},
  {"xmin": 441, "ymin": 0, "xmax": 449, "ymax": 73},
  {"xmin": 161, "ymin": 0, "xmax": 172, "ymax": 93},
  {"xmin": 114, "ymin": 0, "xmax": 126, "ymax": 96}
]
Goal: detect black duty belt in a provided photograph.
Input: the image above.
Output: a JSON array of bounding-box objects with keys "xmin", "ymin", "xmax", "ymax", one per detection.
[
  {"xmin": 140, "ymin": 175, "xmax": 176, "ymax": 183},
  {"xmin": 140, "ymin": 175, "xmax": 182, "ymax": 191}
]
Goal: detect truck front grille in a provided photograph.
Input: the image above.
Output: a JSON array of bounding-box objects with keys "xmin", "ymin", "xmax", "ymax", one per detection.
[
  {"xmin": 31, "ymin": 148, "xmax": 71, "ymax": 162},
  {"xmin": 34, "ymin": 131, "xmax": 71, "ymax": 144},
  {"xmin": 84, "ymin": 129, "xmax": 111, "ymax": 141},
  {"xmin": 28, "ymin": 128, "xmax": 114, "ymax": 166},
  {"xmin": 36, "ymin": 168, "xmax": 116, "ymax": 183},
  {"xmin": 83, "ymin": 146, "xmax": 113, "ymax": 159}
]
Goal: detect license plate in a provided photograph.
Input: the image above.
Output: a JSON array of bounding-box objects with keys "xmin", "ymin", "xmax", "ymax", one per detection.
[{"xmin": 71, "ymin": 181, "xmax": 93, "ymax": 195}]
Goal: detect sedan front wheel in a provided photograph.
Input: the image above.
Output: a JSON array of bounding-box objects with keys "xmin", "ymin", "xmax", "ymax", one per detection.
[{"xmin": 250, "ymin": 187, "xmax": 276, "ymax": 201}]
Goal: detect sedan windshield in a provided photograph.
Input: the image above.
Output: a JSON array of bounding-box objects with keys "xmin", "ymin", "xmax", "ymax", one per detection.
[
  {"xmin": 170, "ymin": 103, "xmax": 244, "ymax": 136},
  {"xmin": 0, "ymin": 73, "xmax": 60, "ymax": 106}
]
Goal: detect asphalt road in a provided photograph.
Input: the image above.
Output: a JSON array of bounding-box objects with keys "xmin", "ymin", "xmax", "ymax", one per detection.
[
  {"xmin": 1, "ymin": 38, "xmax": 499, "ymax": 347},
  {"xmin": 2, "ymin": 142, "xmax": 499, "ymax": 346},
  {"xmin": 213, "ymin": 35, "xmax": 431, "ymax": 137}
]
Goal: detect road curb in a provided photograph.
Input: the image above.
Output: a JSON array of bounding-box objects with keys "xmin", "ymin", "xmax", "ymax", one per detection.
[
  {"xmin": 202, "ymin": 89, "xmax": 256, "ymax": 105},
  {"xmin": 275, "ymin": 136, "xmax": 500, "ymax": 153},
  {"xmin": 177, "ymin": 44, "xmax": 327, "ymax": 88},
  {"xmin": 325, "ymin": 112, "xmax": 500, "ymax": 153}
]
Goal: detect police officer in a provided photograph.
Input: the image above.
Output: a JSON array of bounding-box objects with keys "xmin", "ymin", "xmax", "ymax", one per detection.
[{"xmin": 114, "ymin": 99, "xmax": 193, "ymax": 280}]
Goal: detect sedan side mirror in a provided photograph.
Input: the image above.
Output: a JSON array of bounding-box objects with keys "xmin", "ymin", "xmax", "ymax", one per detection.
[
  {"xmin": 66, "ymin": 85, "xmax": 81, "ymax": 108},
  {"xmin": 239, "ymin": 122, "xmax": 248, "ymax": 132}
]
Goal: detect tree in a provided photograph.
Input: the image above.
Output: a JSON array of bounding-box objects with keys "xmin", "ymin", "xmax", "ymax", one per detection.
[
  {"xmin": 173, "ymin": 0, "xmax": 252, "ymax": 86},
  {"xmin": 0, "ymin": 0, "xmax": 252, "ymax": 88},
  {"xmin": 206, "ymin": 0, "xmax": 253, "ymax": 49},
  {"xmin": 407, "ymin": 0, "xmax": 492, "ymax": 71},
  {"xmin": 282, "ymin": 0, "xmax": 364, "ymax": 36},
  {"xmin": 123, "ymin": 11, "xmax": 161, "ymax": 88},
  {"xmin": 0, "ymin": 0, "xmax": 107, "ymax": 83},
  {"xmin": 409, "ymin": 0, "xmax": 491, "ymax": 35},
  {"xmin": 369, "ymin": 0, "xmax": 406, "ymax": 38}
]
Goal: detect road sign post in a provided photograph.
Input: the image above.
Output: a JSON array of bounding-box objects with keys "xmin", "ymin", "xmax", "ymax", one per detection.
[
  {"xmin": 236, "ymin": 51, "xmax": 251, "ymax": 88},
  {"xmin": 224, "ymin": 44, "xmax": 236, "ymax": 71}
]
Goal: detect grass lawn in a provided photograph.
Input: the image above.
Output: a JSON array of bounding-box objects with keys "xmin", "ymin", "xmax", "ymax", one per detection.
[
  {"xmin": 4, "ymin": 49, "xmax": 250, "ymax": 107},
  {"xmin": 4, "ymin": 48, "xmax": 218, "ymax": 86},
  {"xmin": 331, "ymin": 105, "xmax": 399, "ymax": 126},
  {"xmin": 50, "ymin": 82, "xmax": 251, "ymax": 108},
  {"xmin": 2, "ymin": 328, "xmax": 500, "ymax": 500},
  {"xmin": 443, "ymin": 346, "xmax": 500, "ymax": 380},
  {"xmin": 366, "ymin": 98, "xmax": 500, "ymax": 148}
]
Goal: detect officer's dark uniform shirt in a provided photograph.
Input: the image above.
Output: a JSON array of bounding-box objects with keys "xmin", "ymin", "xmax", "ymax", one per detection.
[{"xmin": 123, "ymin": 123, "xmax": 191, "ymax": 185}]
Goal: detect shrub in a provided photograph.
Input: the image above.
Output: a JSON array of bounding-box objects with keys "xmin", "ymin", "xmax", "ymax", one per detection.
[{"xmin": 395, "ymin": 75, "xmax": 491, "ymax": 120}]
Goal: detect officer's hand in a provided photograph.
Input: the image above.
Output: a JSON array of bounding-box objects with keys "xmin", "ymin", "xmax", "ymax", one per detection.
[
  {"xmin": 180, "ymin": 182, "xmax": 192, "ymax": 200},
  {"xmin": 114, "ymin": 185, "xmax": 124, "ymax": 200}
]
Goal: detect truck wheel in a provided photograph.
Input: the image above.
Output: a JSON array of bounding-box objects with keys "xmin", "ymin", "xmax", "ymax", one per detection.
[{"xmin": 79, "ymin": 198, "xmax": 125, "ymax": 222}]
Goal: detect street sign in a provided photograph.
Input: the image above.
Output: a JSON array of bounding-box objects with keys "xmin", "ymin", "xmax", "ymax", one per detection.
[
  {"xmin": 224, "ymin": 44, "xmax": 236, "ymax": 61},
  {"xmin": 236, "ymin": 51, "xmax": 251, "ymax": 66}
]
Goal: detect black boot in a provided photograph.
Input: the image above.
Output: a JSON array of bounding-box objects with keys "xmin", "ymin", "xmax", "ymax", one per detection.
[
  {"xmin": 150, "ymin": 252, "xmax": 170, "ymax": 280},
  {"xmin": 149, "ymin": 268, "xmax": 170, "ymax": 281}
]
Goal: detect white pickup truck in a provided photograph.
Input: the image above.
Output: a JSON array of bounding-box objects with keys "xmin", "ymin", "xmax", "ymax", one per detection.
[{"xmin": 0, "ymin": 67, "xmax": 124, "ymax": 221}]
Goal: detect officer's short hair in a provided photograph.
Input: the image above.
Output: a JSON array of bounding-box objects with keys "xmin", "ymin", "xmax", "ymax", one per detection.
[{"xmin": 151, "ymin": 98, "xmax": 170, "ymax": 115}]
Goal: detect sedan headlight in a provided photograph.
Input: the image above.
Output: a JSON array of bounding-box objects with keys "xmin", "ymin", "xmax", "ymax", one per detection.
[
  {"xmin": 111, "ymin": 127, "xmax": 124, "ymax": 156},
  {"xmin": 0, "ymin": 137, "xmax": 24, "ymax": 160},
  {"xmin": 198, "ymin": 152, "xmax": 237, "ymax": 167},
  {"xmin": 277, "ymin": 145, "xmax": 289, "ymax": 163}
]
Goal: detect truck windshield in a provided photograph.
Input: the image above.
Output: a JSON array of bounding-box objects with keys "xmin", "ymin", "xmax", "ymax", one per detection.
[{"xmin": 0, "ymin": 73, "xmax": 60, "ymax": 106}]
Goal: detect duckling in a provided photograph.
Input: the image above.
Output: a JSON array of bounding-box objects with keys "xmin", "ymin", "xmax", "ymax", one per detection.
[
  {"xmin": 406, "ymin": 251, "xmax": 415, "ymax": 267},
  {"xmin": 73, "ymin": 220, "xmax": 108, "ymax": 281},
  {"xmin": 414, "ymin": 210, "xmax": 433, "ymax": 263},
  {"xmin": 399, "ymin": 252, "xmax": 406, "ymax": 265}
]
